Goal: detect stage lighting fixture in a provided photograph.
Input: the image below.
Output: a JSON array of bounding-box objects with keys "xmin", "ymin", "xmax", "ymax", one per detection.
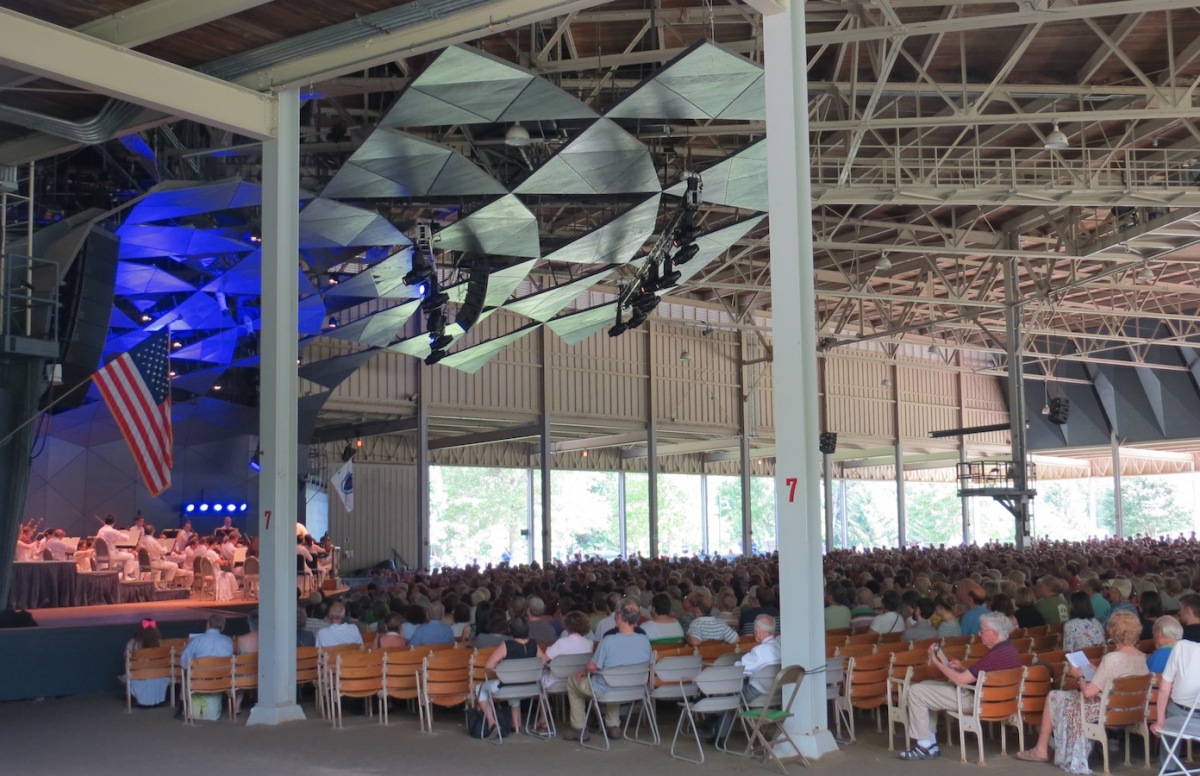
[
  {"xmin": 240, "ymin": 503, "xmax": 248, "ymax": 512},
  {"xmin": 425, "ymin": 349, "xmax": 449, "ymax": 366},
  {"xmin": 404, "ymin": 267, "xmax": 433, "ymax": 287},
  {"xmin": 673, "ymin": 242, "xmax": 700, "ymax": 264},
  {"xmin": 213, "ymin": 504, "xmax": 224, "ymax": 512},
  {"xmin": 608, "ymin": 322, "xmax": 629, "ymax": 337},
  {"xmin": 429, "ymin": 333, "xmax": 453, "ymax": 350},
  {"xmin": 626, "ymin": 310, "xmax": 649, "ymax": 329},
  {"xmin": 327, "ymin": 316, "xmax": 338, "ymax": 328},
  {"xmin": 658, "ymin": 266, "xmax": 682, "ymax": 289},
  {"xmin": 420, "ymin": 290, "xmax": 449, "ymax": 312},
  {"xmin": 226, "ymin": 504, "xmax": 236, "ymax": 512},
  {"xmin": 248, "ymin": 451, "xmax": 261, "ymax": 472},
  {"xmin": 632, "ymin": 291, "xmax": 660, "ymax": 314},
  {"xmin": 341, "ymin": 444, "xmax": 357, "ymax": 462},
  {"xmin": 185, "ymin": 503, "xmax": 195, "ymax": 513},
  {"xmin": 199, "ymin": 503, "xmax": 209, "ymax": 512}
]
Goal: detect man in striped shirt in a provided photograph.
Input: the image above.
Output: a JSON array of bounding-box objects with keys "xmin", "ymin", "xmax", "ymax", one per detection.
[{"xmin": 685, "ymin": 593, "xmax": 739, "ymax": 645}]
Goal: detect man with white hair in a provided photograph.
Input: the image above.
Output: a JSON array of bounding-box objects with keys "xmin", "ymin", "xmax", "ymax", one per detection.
[
  {"xmin": 315, "ymin": 602, "xmax": 362, "ymax": 648},
  {"xmin": 711, "ymin": 614, "xmax": 781, "ymax": 743},
  {"xmin": 898, "ymin": 612, "xmax": 1022, "ymax": 760}
]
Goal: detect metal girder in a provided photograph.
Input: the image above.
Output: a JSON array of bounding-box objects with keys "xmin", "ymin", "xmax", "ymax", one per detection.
[
  {"xmin": 0, "ymin": 8, "xmax": 275, "ymax": 139},
  {"xmin": 703, "ymin": 446, "xmax": 776, "ymax": 463},
  {"xmin": 429, "ymin": 422, "xmax": 543, "ymax": 451},
  {"xmin": 622, "ymin": 435, "xmax": 745, "ymax": 459},
  {"xmin": 79, "ymin": 0, "xmax": 276, "ymax": 47},
  {"xmin": 741, "ymin": 0, "xmax": 787, "ymax": 15},
  {"xmin": 543, "ymin": 431, "xmax": 646, "ymax": 454},
  {"xmin": 232, "ymin": 0, "xmax": 613, "ymax": 89},
  {"xmin": 310, "ymin": 417, "xmax": 417, "ymax": 444},
  {"xmin": 804, "ymin": 0, "xmax": 1200, "ymax": 46}
]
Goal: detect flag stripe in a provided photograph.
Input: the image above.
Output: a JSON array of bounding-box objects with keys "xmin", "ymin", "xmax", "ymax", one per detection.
[{"xmin": 92, "ymin": 330, "xmax": 173, "ymax": 497}]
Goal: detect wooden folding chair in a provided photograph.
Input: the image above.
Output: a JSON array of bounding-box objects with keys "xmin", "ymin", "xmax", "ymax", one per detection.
[
  {"xmin": 887, "ymin": 663, "xmax": 944, "ymax": 752},
  {"xmin": 383, "ymin": 648, "xmax": 429, "ymax": 728},
  {"xmin": 834, "ymin": 651, "xmax": 890, "ymax": 742},
  {"xmin": 1082, "ymin": 673, "xmax": 1153, "ymax": 775},
  {"xmin": 184, "ymin": 655, "xmax": 233, "ymax": 724},
  {"xmin": 125, "ymin": 646, "xmax": 173, "ymax": 712},
  {"xmin": 1003, "ymin": 662, "xmax": 1053, "ymax": 752},
  {"xmin": 230, "ymin": 652, "xmax": 258, "ymax": 717},
  {"xmin": 947, "ymin": 666, "xmax": 1023, "ymax": 764},
  {"xmin": 696, "ymin": 641, "xmax": 739, "ymax": 664},
  {"xmin": 330, "ymin": 650, "xmax": 385, "ymax": 729},
  {"xmin": 420, "ymin": 648, "xmax": 473, "ymax": 732},
  {"xmin": 835, "ymin": 643, "xmax": 875, "ymax": 660},
  {"xmin": 296, "ymin": 646, "xmax": 319, "ymax": 705}
]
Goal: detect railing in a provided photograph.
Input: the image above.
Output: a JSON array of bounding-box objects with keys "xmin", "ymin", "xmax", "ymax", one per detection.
[
  {"xmin": 0, "ymin": 253, "xmax": 59, "ymax": 343},
  {"xmin": 956, "ymin": 460, "xmax": 1037, "ymax": 493},
  {"xmin": 812, "ymin": 144, "xmax": 1200, "ymax": 193}
]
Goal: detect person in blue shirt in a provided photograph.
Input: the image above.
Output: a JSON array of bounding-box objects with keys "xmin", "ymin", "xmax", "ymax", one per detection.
[
  {"xmin": 409, "ymin": 601, "xmax": 455, "ymax": 646},
  {"xmin": 1148, "ymin": 615, "xmax": 1181, "ymax": 674},
  {"xmin": 958, "ymin": 581, "xmax": 989, "ymax": 637}
]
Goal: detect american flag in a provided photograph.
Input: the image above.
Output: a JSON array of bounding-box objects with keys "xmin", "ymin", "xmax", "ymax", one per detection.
[{"xmin": 93, "ymin": 329, "xmax": 173, "ymax": 496}]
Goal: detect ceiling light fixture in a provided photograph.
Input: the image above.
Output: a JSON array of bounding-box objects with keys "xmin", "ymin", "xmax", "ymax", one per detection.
[
  {"xmin": 927, "ymin": 343, "xmax": 939, "ymax": 355},
  {"xmin": 504, "ymin": 122, "xmax": 531, "ymax": 147},
  {"xmin": 876, "ymin": 254, "xmax": 893, "ymax": 271},
  {"xmin": 680, "ymin": 350, "xmax": 692, "ymax": 363},
  {"xmin": 1044, "ymin": 121, "xmax": 1069, "ymax": 150},
  {"xmin": 1137, "ymin": 264, "xmax": 1155, "ymax": 282}
]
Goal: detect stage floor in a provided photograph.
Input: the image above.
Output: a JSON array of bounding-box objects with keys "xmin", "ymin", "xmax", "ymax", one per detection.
[{"xmin": 29, "ymin": 595, "xmax": 257, "ymax": 629}]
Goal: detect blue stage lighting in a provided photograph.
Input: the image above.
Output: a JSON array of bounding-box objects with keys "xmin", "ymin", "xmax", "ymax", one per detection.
[
  {"xmin": 199, "ymin": 503, "xmax": 209, "ymax": 512},
  {"xmin": 213, "ymin": 503, "xmax": 224, "ymax": 512},
  {"xmin": 239, "ymin": 503, "xmax": 249, "ymax": 512},
  {"xmin": 226, "ymin": 503, "xmax": 237, "ymax": 512},
  {"xmin": 185, "ymin": 503, "xmax": 195, "ymax": 513},
  {"xmin": 416, "ymin": 282, "xmax": 428, "ymax": 297}
]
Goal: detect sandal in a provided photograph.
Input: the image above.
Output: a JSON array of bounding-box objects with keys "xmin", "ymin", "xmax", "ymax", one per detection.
[
  {"xmin": 898, "ymin": 744, "xmax": 940, "ymax": 761},
  {"xmin": 1016, "ymin": 750, "xmax": 1050, "ymax": 763}
]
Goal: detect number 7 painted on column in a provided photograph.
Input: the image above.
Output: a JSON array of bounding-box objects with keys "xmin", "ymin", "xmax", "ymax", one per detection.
[{"xmin": 785, "ymin": 478, "xmax": 797, "ymax": 502}]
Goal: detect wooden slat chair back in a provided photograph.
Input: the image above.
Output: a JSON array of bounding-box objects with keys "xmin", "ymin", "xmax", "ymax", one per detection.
[
  {"xmin": 825, "ymin": 634, "xmax": 849, "ymax": 650},
  {"xmin": 296, "ymin": 646, "xmax": 319, "ymax": 703},
  {"xmin": 1081, "ymin": 644, "xmax": 1106, "ymax": 661},
  {"xmin": 846, "ymin": 631, "xmax": 879, "ymax": 646},
  {"xmin": 948, "ymin": 666, "xmax": 1024, "ymax": 763},
  {"xmin": 1031, "ymin": 634, "xmax": 1063, "ymax": 652},
  {"xmin": 316, "ymin": 643, "xmax": 363, "ymax": 720},
  {"xmin": 330, "ymin": 650, "xmax": 385, "ymax": 729},
  {"xmin": 826, "ymin": 627, "xmax": 852, "ymax": 637},
  {"xmin": 184, "ymin": 655, "xmax": 233, "ymax": 724},
  {"xmin": 940, "ymin": 644, "xmax": 969, "ymax": 662},
  {"xmin": 878, "ymin": 631, "xmax": 904, "ymax": 644},
  {"xmin": 420, "ymin": 648, "xmax": 474, "ymax": 732},
  {"xmin": 1137, "ymin": 639, "xmax": 1156, "ymax": 655},
  {"xmin": 886, "ymin": 663, "xmax": 943, "ymax": 752},
  {"xmin": 230, "ymin": 652, "xmax": 258, "ymax": 717},
  {"xmin": 1046, "ymin": 622, "xmax": 1066, "ymax": 635},
  {"xmin": 1025, "ymin": 624, "xmax": 1051, "ymax": 637},
  {"xmin": 159, "ymin": 638, "xmax": 188, "ymax": 681},
  {"xmin": 966, "ymin": 641, "xmax": 991, "ymax": 659},
  {"xmin": 470, "ymin": 646, "xmax": 498, "ymax": 692},
  {"xmin": 1010, "ymin": 637, "xmax": 1033, "ymax": 653},
  {"xmin": 910, "ymin": 638, "xmax": 938, "ymax": 653},
  {"xmin": 1003, "ymin": 662, "xmax": 1053, "ymax": 752},
  {"xmin": 835, "ymin": 651, "xmax": 891, "ymax": 742},
  {"xmin": 835, "ymin": 643, "xmax": 875, "ymax": 659},
  {"xmin": 1082, "ymin": 672, "xmax": 1153, "ymax": 775},
  {"xmin": 941, "ymin": 635, "xmax": 972, "ymax": 647},
  {"xmin": 383, "ymin": 648, "xmax": 430, "ymax": 728},
  {"xmin": 1034, "ymin": 648, "xmax": 1066, "ymax": 666},
  {"xmin": 1010, "ymin": 627, "xmax": 1029, "ymax": 640},
  {"xmin": 125, "ymin": 646, "xmax": 173, "ymax": 712},
  {"xmin": 876, "ymin": 641, "xmax": 909, "ymax": 656}
]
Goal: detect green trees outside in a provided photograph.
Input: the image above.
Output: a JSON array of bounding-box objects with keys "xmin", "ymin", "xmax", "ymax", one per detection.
[{"xmin": 429, "ymin": 466, "xmax": 1198, "ymax": 564}]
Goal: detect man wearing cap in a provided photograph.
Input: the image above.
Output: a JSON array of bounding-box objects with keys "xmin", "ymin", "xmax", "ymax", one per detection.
[{"xmin": 1103, "ymin": 578, "xmax": 1138, "ymax": 625}]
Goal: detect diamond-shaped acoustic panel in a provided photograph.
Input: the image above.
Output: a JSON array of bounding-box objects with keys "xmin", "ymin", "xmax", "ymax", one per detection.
[
  {"xmin": 124, "ymin": 179, "xmax": 268, "ymax": 225},
  {"xmin": 323, "ymin": 300, "xmax": 421, "ymax": 348},
  {"xmin": 506, "ymin": 265, "xmax": 619, "ymax": 323},
  {"xmin": 380, "ymin": 45, "xmax": 597, "ymax": 128},
  {"xmin": 322, "ymin": 129, "xmax": 507, "ymax": 199},
  {"xmin": 547, "ymin": 303, "xmax": 620, "ymax": 346},
  {"xmin": 435, "ymin": 195, "xmax": 540, "ymax": 258},
  {"xmin": 515, "ymin": 119, "xmax": 660, "ymax": 195},
  {"xmin": 665, "ymin": 139, "xmax": 768, "ymax": 212},
  {"xmin": 299, "ymin": 198, "xmax": 412, "ymax": 250},
  {"xmin": 606, "ymin": 41, "xmax": 765, "ymax": 121},
  {"xmin": 439, "ymin": 322, "xmax": 541, "ymax": 374},
  {"xmin": 541, "ymin": 196, "xmax": 660, "ymax": 266},
  {"xmin": 116, "ymin": 224, "xmax": 255, "ymax": 260},
  {"xmin": 674, "ymin": 216, "xmax": 766, "ymax": 286}
]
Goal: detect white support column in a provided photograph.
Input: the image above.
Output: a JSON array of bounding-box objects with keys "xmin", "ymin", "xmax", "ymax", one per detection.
[
  {"xmin": 525, "ymin": 469, "xmax": 535, "ymax": 565},
  {"xmin": 896, "ymin": 439, "xmax": 907, "ymax": 547},
  {"xmin": 417, "ymin": 362, "xmax": 431, "ymax": 569},
  {"xmin": 700, "ymin": 473, "xmax": 710, "ymax": 556},
  {"xmin": 646, "ymin": 326, "xmax": 659, "ymax": 557},
  {"xmin": 1112, "ymin": 431, "xmax": 1124, "ymax": 538},
  {"xmin": 248, "ymin": 87, "xmax": 304, "ymax": 726},
  {"xmin": 539, "ymin": 329, "xmax": 553, "ymax": 565},
  {"xmin": 618, "ymin": 471, "xmax": 627, "ymax": 558},
  {"xmin": 764, "ymin": 3, "xmax": 838, "ymax": 760}
]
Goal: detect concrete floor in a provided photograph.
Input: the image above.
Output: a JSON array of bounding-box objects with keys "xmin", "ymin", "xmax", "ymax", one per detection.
[{"xmin": 0, "ymin": 692, "xmax": 1154, "ymax": 776}]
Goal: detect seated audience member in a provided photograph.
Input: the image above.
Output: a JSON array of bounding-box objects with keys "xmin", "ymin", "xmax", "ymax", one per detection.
[
  {"xmin": 450, "ymin": 603, "xmax": 474, "ymax": 643},
  {"xmin": 823, "ymin": 585, "xmax": 852, "ymax": 630},
  {"xmin": 685, "ymin": 593, "xmax": 739, "ymax": 645},
  {"xmin": 476, "ymin": 616, "xmax": 547, "ymax": 732},
  {"xmin": 1062, "ymin": 590, "xmax": 1105, "ymax": 652},
  {"xmin": 545, "ymin": 611, "xmax": 594, "ymax": 665},
  {"xmin": 181, "ymin": 614, "xmax": 234, "ymax": 667},
  {"xmin": 641, "ymin": 593, "xmax": 685, "ymax": 643},
  {"xmin": 990, "ymin": 593, "xmax": 1018, "ymax": 628},
  {"xmin": 409, "ymin": 602, "xmax": 455, "ymax": 646},
  {"xmin": 1148, "ymin": 615, "xmax": 1181, "ymax": 674},
  {"xmin": 375, "ymin": 613, "xmax": 407, "ymax": 650},
  {"xmin": 934, "ymin": 595, "xmax": 961, "ymax": 637},
  {"xmin": 125, "ymin": 618, "xmax": 169, "ymax": 707},
  {"xmin": 849, "ymin": 588, "xmax": 878, "ymax": 629},
  {"xmin": 1016, "ymin": 610, "xmax": 1148, "ymax": 772},
  {"xmin": 1034, "ymin": 577, "xmax": 1069, "ymax": 626},
  {"xmin": 564, "ymin": 600, "xmax": 652, "ymax": 742},
  {"xmin": 1102, "ymin": 578, "xmax": 1138, "ymax": 623},
  {"xmin": 315, "ymin": 602, "xmax": 363, "ymax": 648},
  {"xmin": 870, "ymin": 590, "xmax": 907, "ymax": 634},
  {"xmin": 1153, "ymin": 637, "xmax": 1200, "ymax": 732},
  {"xmin": 898, "ymin": 613, "xmax": 1022, "ymax": 760},
  {"xmin": 901, "ymin": 598, "xmax": 938, "ymax": 642},
  {"xmin": 1084, "ymin": 577, "xmax": 1111, "ymax": 623},
  {"xmin": 1139, "ymin": 590, "xmax": 1164, "ymax": 640},
  {"xmin": 297, "ymin": 608, "xmax": 317, "ymax": 648},
  {"xmin": 715, "ymin": 590, "xmax": 739, "ymax": 629},
  {"xmin": 525, "ymin": 596, "xmax": 557, "ymax": 644},
  {"xmin": 1178, "ymin": 594, "xmax": 1200, "ymax": 642},
  {"xmin": 475, "ymin": 609, "xmax": 511, "ymax": 649},
  {"xmin": 712, "ymin": 614, "xmax": 781, "ymax": 743},
  {"xmin": 739, "ymin": 586, "xmax": 781, "ymax": 636},
  {"xmin": 958, "ymin": 581, "xmax": 990, "ymax": 636},
  {"xmin": 1015, "ymin": 586, "xmax": 1046, "ymax": 629},
  {"xmin": 236, "ymin": 611, "xmax": 259, "ymax": 654}
]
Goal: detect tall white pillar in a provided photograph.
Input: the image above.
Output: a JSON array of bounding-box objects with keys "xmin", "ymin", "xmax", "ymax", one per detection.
[
  {"xmin": 249, "ymin": 87, "xmax": 305, "ymax": 726},
  {"xmin": 765, "ymin": 2, "xmax": 838, "ymax": 759}
]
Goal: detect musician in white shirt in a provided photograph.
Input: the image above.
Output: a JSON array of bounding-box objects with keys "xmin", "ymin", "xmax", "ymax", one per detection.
[
  {"xmin": 172, "ymin": 521, "xmax": 192, "ymax": 554},
  {"xmin": 43, "ymin": 530, "xmax": 76, "ymax": 561},
  {"xmin": 97, "ymin": 514, "xmax": 138, "ymax": 577},
  {"xmin": 126, "ymin": 514, "xmax": 146, "ymax": 548},
  {"xmin": 14, "ymin": 525, "xmax": 36, "ymax": 561},
  {"xmin": 138, "ymin": 527, "xmax": 181, "ymax": 588}
]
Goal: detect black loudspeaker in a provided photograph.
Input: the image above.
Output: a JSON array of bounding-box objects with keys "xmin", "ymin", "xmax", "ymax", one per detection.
[
  {"xmin": 56, "ymin": 232, "xmax": 119, "ymax": 411},
  {"xmin": 1048, "ymin": 397, "xmax": 1070, "ymax": 425},
  {"xmin": 455, "ymin": 268, "xmax": 489, "ymax": 334},
  {"xmin": 819, "ymin": 431, "xmax": 838, "ymax": 455}
]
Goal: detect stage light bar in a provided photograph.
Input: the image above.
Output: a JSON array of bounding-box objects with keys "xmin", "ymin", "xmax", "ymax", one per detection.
[{"xmin": 184, "ymin": 501, "xmax": 250, "ymax": 514}]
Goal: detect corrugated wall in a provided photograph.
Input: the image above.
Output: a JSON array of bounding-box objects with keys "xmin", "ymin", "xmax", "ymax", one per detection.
[
  {"xmin": 548, "ymin": 322, "xmax": 647, "ymax": 425},
  {"xmin": 328, "ymin": 461, "xmax": 419, "ymax": 569}
]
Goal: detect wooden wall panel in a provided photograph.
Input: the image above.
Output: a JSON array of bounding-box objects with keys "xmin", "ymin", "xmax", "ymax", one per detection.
[
  {"xmin": 898, "ymin": 365, "xmax": 958, "ymax": 440},
  {"xmin": 652, "ymin": 323, "xmax": 740, "ymax": 431},
  {"xmin": 547, "ymin": 324, "xmax": 647, "ymax": 424},
  {"xmin": 328, "ymin": 461, "xmax": 419, "ymax": 569},
  {"xmin": 824, "ymin": 354, "xmax": 894, "ymax": 439}
]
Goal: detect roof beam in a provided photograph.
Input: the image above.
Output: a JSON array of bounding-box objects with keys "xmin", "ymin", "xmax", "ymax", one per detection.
[
  {"xmin": 429, "ymin": 422, "xmax": 543, "ymax": 451},
  {"xmin": 0, "ymin": 8, "xmax": 276, "ymax": 139},
  {"xmin": 79, "ymin": 0, "xmax": 276, "ymax": 47},
  {"xmin": 622, "ymin": 436, "xmax": 746, "ymax": 459},
  {"xmin": 310, "ymin": 417, "xmax": 418, "ymax": 444},
  {"xmin": 544, "ymin": 431, "xmax": 647, "ymax": 454},
  {"xmin": 235, "ymin": 0, "xmax": 613, "ymax": 89}
]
